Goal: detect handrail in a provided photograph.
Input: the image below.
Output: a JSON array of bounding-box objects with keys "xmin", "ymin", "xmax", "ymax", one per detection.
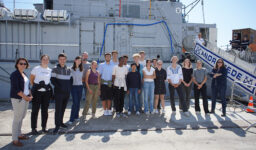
[{"xmin": 230, "ymin": 80, "xmax": 255, "ymax": 103}]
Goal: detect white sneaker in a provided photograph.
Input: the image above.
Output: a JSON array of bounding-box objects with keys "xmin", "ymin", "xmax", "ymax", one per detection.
[
  {"xmin": 184, "ymin": 112, "xmax": 190, "ymax": 117},
  {"xmin": 108, "ymin": 110, "xmax": 112, "ymax": 116},
  {"xmin": 104, "ymin": 110, "xmax": 108, "ymax": 116},
  {"xmin": 155, "ymin": 109, "xmax": 159, "ymax": 114},
  {"xmin": 136, "ymin": 111, "xmax": 140, "ymax": 115},
  {"xmin": 162, "ymin": 109, "xmax": 165, "ymax": 114},
  {"xmin": 92, "ymin": 113, "xmax": 96, "ymax": 118},
  {"xmin": 67, "ymin": 121, "xmax": 73, "ymax": 125},
  {"xmin": 128, "ymin": 111, "xmax": 131, "ymax": 115}
]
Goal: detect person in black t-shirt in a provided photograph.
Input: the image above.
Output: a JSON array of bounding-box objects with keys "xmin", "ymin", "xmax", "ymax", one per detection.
[{"xmin": 181, "ymin": 58, "xmax": 193, "ymax": 110}]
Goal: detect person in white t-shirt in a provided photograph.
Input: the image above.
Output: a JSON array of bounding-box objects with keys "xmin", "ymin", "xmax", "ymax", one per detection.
[
  {"xmin": 167, "ymin": 56, "xmax": 189, "ymax": 117},
  {"xmin": 142, "ymin": 59, "xmax": 156, "ymax": 114},
  {"xmin": 30, "ymin": 55, "xmax": 52, "ymax": 135},
  {"xmin": 194, "ymin": 33, "xmax": 205, "ymax": 46},
  {"xmin": 112, "ymin": 56, "xmax": 128, "ymax": 118},
  {"xmin": 123, "ymin": 55, "xmax": 130, "ymax": 112}
]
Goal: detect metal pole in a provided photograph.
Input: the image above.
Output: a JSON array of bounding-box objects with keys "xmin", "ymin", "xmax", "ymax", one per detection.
[
  {"xmin": 119, "ymin": 0, "xmax": 121, "ymax": 17},
  {"xmin": 149, "ymin": 0, "xmax": 151, "ymax": 19},
  {"xmin": 13, "ymin": 0, "xmax": 15, "ymax": 11}
]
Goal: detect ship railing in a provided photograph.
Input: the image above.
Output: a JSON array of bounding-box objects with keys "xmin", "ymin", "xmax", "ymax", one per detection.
[
  {"xmin": 229, "ymin": 80, "xmax": 256, "ymax": 131},
  {"xmin": 207, "ymin": 42, "xmax": 256, "ymax": 75}
]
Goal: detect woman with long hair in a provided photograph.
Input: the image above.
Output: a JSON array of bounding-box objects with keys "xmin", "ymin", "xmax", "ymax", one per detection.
[
  {"xmin": 181, "ymin": 58, "xmax": 193, "ymax": 110},
  {"xmin": 210, "ymin": 58, "xmax": 227, "ymax": 117},
  {"xmin": 68, "ymin": 56, "xmax": 83, "ymax": 124},
  {"xmin": 10, "ymin": 58, "xmax": 32, "ymax": 147},
  {"xmin": 30, "ymin": 55, "xmax": 52, "ymax": 135},
  {"xmin": 143, "ymin": 59, "xmax": 156, "ymax": 114}
]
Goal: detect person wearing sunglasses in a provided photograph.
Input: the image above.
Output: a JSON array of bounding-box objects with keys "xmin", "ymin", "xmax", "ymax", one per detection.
[
  {"xmin": 210, "ymin": 58, "xmax": 227, "ymax": 117},
  {"xmin": 30, "ymin": 55, "xmax": 52, "ymax": 135},
  {"xmin": 10, "ymin": 58, "xmax": 32, "ymax": 147}
]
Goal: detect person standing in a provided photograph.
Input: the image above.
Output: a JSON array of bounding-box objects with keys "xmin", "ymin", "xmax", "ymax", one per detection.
[
  {"xmin": 10, "ymin": 58, "xmax": 32, "ymax": 147},
  {"xmin": 67, "ymin": 56, "xmax": 83, "ymax": 125},
  {"xmin": 152, "ymin": 58, "xmax": 161, "ymax": 111},
  {"xmin": 132, "ymin": 53, "xmax": 144, "ymax": 112},
  {"xmin": 30, "ymin": 55, "xmax": 52, "ymax": 134},
  {"xmin": 110, "ymin": 50, "xmax": 119, "ymax": 65},
  {"xmin": 139, "ymin": 51, "xmax": 146, "ymax": 67},
  {"xmin": 194, "ymin": 33, "xmax": 205, "ymax": 46},
  {"xmin": 192, "ymin": 60, "xmax": 209, "ymax": 114},
  {"xmin": 153, "ymin": 60, "xmax": 166, "ymax": 114},
  {"xmin": 51, "ymin": 53, "xmax": 72, "ymax": 134},
  {"xmin": 123, "ymin": 55, "xmax": 130, "ymax": 112},
  {"xmin": 167, "ymin": 56, "xmax": 189, "ymax": 116},
  {"xmin": 126, "ymin": 63, "xmax": 141, "ymax": 115},
  {"xmin": 181, "ymin": 58, "xmax": 193, "ymax": 110},
  {"xmin": 210, "ymin": 58, "xmax": 227, "ymax": 117},
  {"xmin": 143, "ymin": 59, "xmax": 156, "ymax": 114},
  {"xmin": 82, "ymin": 61, "xmax": 101, "ymax": 119},
  {"xmin": 82, "ymin": 52, "xmax": 91, "ymax": 101},
  {"xmin": 112, "ymin": 57, "xmax": 128, "ymax": 117},
  {"xmin": 98, "ymin": 53, "xmax": 115, "ymax": 116}
]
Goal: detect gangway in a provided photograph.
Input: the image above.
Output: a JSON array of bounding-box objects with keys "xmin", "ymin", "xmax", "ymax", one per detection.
[{"xmin": 193, "ymin": 43, "xmax": 256, "ymax": 98}]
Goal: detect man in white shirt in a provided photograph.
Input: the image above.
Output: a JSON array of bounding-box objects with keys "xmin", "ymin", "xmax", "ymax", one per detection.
[
  {"xmin": 167, "ymin": 56, "xmax": 189, "ymax": 116},
  {"xmin": 112, "ymin": 56, "xmax": 128, "ymax": 118},
  {"xmin": 123, "ymin": 55, "xmax": 130, "ymax": 112},
  {"xmin": 194, "ymin": 33, "xmax": 205, "ymax": 46}
]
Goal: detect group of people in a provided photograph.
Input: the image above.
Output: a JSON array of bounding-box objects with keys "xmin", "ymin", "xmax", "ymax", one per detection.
[{"xmin": 10, "ymin": 50, "xmax": 228, "ymax": 147}]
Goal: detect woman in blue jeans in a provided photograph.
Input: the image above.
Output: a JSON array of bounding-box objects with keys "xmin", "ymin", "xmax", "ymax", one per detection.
[
  {"xmin": 143, "ymin": 59, "xmax": 156, "ymax": 114},
  {"xmin": 68, "ymin": 56, "xmax": 84, "ymax": 125},
  {"xmin": 210, "ymin": 58, "xmax": 227, "ymax": 117}
]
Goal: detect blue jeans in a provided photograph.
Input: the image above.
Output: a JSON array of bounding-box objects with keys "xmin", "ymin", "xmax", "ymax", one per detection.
[
  {"xmin": 70, "ymin": 85, "xmax": 83, "ymax": 122},
  {"xmin": 143, "ymin": 81, "xmax": 155, "ymax": 113},
  {"xmin": 124, "ymin": 93, "xmax": 129, "ymax": 111},
  {"xmin": 211, "ymin": 85, "xmax": 227, "ymax": 114},
  {"xmin": 129, "ymin": 88, "xmax": 140, "ymax": 112}
]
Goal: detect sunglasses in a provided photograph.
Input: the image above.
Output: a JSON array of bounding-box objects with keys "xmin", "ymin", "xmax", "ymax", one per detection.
[
  {"xmin": 217, "ymin": 62, "xmax": 223, "ymax": 63},
  {"xmin": 19, "ymin": 62, "xmax": 27, "ymax": 66},
  {"xmin": 158, "ymin": 64, "xmax": 162, "ymax": 65}
]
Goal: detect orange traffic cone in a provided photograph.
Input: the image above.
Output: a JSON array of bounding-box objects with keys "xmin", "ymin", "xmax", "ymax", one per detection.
[{"xmin": 246, "ymin": 96, "xmax": 255, "ymax": 113}]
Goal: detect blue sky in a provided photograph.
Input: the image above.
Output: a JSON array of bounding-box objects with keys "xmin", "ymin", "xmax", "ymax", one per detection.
[{"xmin": 3, "ymin": 0, "xmax": 256, "ymax": 47}]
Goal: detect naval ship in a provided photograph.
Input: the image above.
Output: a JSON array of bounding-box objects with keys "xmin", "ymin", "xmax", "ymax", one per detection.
[{"xmin": 0, "ymin": 0, "xmax": 255, "ymax": 100}]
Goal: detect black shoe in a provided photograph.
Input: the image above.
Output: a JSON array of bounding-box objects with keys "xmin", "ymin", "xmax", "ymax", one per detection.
[
  {"xmin": 42, "ymin": 128, "xmax": 48, "ymax": 133},
  {"xmin": 31, "ymin": 129, "xmax": 39, "ymax": 135},
  {"xmin": 53, "ymin": 127, "xmax": 59, "ymax": 134},
  {"xmin": 60, "ymin": 123, "xmax": 68, "ymax": 128},
  {"xmin": 221, "ymin": 114, "xmax": 226, "ymax": 117}
]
